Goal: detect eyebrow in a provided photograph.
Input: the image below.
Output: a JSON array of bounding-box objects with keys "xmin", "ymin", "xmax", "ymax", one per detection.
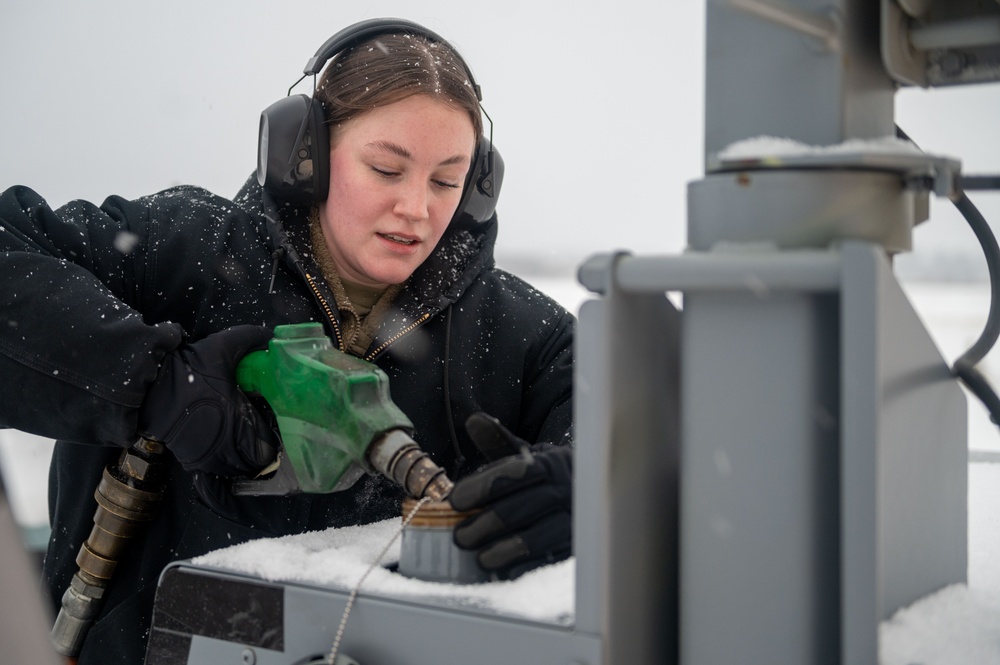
[{"xmin": 365, "ymin": 140, "xmax": 469, "ymax": 166}]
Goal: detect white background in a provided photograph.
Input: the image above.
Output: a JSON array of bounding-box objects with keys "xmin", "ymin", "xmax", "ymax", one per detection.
[{"xmin": 0, "ymin": 0, "xmax": 996, "ymax": 271}]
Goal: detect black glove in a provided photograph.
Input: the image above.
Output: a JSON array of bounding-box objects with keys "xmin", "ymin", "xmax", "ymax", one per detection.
[
  {"xmin": 450, "ymin": 413, "xmax": 572, "ymax": 579},
  {"xmin": 138, "ymin": 325, "xmax": 278, "ymax": 516}
]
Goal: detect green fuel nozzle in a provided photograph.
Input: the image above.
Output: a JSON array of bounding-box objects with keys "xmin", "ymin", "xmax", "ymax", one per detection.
[{"xmin": 232, "ymin": 323, "xmax": 453, "ymax": 501}]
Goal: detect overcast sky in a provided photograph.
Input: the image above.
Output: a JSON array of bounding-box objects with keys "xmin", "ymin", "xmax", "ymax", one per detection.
[{"xmin": 0, "ymin": 0, "xmax": 997, "ymax": 273}]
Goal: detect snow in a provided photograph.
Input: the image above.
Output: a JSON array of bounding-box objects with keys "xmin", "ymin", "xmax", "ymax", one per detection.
[
  {"xmin": 191, "ymin": 518, "xmax": 575, "ymax": 625},
  {"xmin": 717, "ymin": 135, "xmax": 926, "ymax": 161},
  {"xmin": 879, "ymin": 463, "xmax": 1000, "ymax": 664},
  {"xmin": 2, "ymin": 275, "xmax": 1000, "ymax": 662}
]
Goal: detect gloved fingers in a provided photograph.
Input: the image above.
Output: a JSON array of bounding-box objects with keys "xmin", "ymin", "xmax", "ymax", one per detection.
[
  {"xmin": 465, "ymin": 412, "xmax": 526, "ymax": 462},
  {"xmin": 166, "ymin": 400, "xmax": 228, "ymax": 474},
  {"xmin": 191, "ymin": 471, "xmax": 241, "ymax": 520},
  {"xmin": 238, "ymin": 397, "xmax": 279, "ymax": 469},
  {"xmin": 448, "ymin": 454, "xmax": 547, "ymax": 511},
  {"xmin": 453, "ymin": 482, "xmax": 564, "ymax": 549},
  {"xmin": 453, "ymin": 508, "xmax": 505, "ymax": 549},
  {"xmin": 452, "ymin": 444, "xmax": 575, "ymax": 580},
  {"xmin": 474, "ymin": 512, "xmax": 572, "ymax": 574},
  {"xmin": 140, "ymin": 325, "xmax": 278, "ymax": 478},
  {"xmin": 497, "ymin": 548, "xmax": 573, "ymax": 581},
  {"xmin": 187, "ymin": 325, "xmax": 273, "ymax": 377},
  {"xmin": 207, "ymin": 326, "xmax": 279, "ymax": 469}
]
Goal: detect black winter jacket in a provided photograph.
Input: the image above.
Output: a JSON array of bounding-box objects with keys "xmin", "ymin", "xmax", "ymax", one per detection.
[{"xmin": 0, "ymin": 176, "xmax": 574, "ymax": 664}]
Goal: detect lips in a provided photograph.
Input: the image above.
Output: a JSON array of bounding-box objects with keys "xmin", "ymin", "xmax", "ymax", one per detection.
[{"xmin": 377, "ymin": 232, "xmax": 418, "ymax": 246}]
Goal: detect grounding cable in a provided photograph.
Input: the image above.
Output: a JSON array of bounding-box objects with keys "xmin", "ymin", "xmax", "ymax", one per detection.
[
  {"xmin": 896, "ymin": 124, "xmax": 1000, "ymax": 426},
  {"xmin": 326, "ymin": 496, "xmax": 432, "ymax": 665}
]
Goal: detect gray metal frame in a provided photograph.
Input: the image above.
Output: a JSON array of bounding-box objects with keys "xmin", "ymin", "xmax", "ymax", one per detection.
[
  {"xmin": 577, "ymin": 242, "xmax": 967, "ymax": 664},
  {"xmin": 575, "ymin": 252, "xmax": 682, "ymax": 663},
  {"xmin": 160, "ymin": 563, "xmax": 601, "ymax": 665}
]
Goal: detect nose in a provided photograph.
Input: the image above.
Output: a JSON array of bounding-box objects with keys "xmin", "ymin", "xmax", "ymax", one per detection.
[{"xmin": 393, "ymin": 178, "xmax": 430, "ymax": 222}]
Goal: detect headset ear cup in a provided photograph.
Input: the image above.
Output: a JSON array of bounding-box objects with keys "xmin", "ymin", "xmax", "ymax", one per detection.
[
  {"xmin": 257, "ymin": 94, "xmax": 330, "ymax": 204},
  {"xmin": 476, "ymin": 137, "xmax": 503, "ymax": 207},
  {"xmin": 307, "ymin": 99, "xmax": 330, "ymax": 202},
  {"xmin": 453, "ymin": 136, "xmax": 504, "ymax": 225}
]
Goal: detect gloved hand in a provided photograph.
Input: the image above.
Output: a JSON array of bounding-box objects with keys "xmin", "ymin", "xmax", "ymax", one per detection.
[
  {"xmin": 450, "ymin": 413, "xmax": 572, "ymax": 579},
  {"xmin": 138, "ymin": 325, "xmax": 278, "ymax": 517}
]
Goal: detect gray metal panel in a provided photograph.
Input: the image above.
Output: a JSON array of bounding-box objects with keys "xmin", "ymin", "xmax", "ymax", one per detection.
[
  {"xmin": 606, "ymin": 266, "xmax": 681, "ymax": 665},
  {"xmin": 286, "ymin": 584, "xmax": 600, "ymax": 665},
  {"xmin": 680, "ymin": 286, "xmax": 842, "ymax": 664},
  {"xmin": 575, "ymin": 253, "xmax": 681, "ymax": 664},
  {"xmin": 574, "ymin": 297, "xmax": 609, "ymax": 639},
  {"xmin": 178, "ymin": 568, "xmax": 601, "ymax": 665},
  {"xmin": 839, "ymin": 241, "xmax": 967, "ymax": 664},
  {"xmin": 687, "ymin": 171, "xmax": 916, "ymax": 253},
  {"xmin": 705, "ymin": 0, "xmax": 894, "ymax": 159}
]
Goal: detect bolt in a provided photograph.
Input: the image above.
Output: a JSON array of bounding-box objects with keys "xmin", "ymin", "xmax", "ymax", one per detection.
[{"xmin": 241, "ymin": 647, "xmax": 256, "ymax": 665}]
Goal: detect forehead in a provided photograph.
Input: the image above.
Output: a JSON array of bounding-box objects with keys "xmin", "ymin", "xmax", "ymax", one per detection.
[{"xmin": 333, "ymin": 95, "xmax": 475, "ymax": 150}]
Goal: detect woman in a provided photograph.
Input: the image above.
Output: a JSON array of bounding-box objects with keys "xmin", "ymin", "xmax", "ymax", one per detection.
[{"xmin": 0, "ymin": 18, "xmax": 573, "ymax": 664}]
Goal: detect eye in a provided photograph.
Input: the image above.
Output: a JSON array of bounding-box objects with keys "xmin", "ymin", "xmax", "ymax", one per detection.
[
  {"xmin": 433, "ymin": 178, "xmax": 462, "ymax": 190},
  {"xmin": 371, "ymin": 166, "xmax": 400, "ymax": 178}
]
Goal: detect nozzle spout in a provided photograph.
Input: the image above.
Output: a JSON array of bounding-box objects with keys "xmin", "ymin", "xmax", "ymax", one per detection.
[{"xmin": 367, "ymin": 430, "xmax": 453, "ymax": 501}]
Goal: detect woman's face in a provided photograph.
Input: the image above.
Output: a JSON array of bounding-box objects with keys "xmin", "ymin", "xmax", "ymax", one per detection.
[{"xmin": 318, "ymin": 94, "xmax": 476, "ymax": 288}]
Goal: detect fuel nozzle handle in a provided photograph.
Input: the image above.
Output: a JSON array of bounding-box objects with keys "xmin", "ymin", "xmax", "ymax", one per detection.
[
  {"xmin": 234, "ymin": 323, "xmax": 453, "ymax": 499},
  {"xmin": 368, "ymin": 430, "xmax": 453, "ymax": 502}
]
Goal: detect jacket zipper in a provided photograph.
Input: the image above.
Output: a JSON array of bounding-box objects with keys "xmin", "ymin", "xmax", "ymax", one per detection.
[
  {"xmin": 365, "ymin": 312, "xmax": 431, "ymax": 361},
  {"xmin": 304, "ymin": 272, "xmax": 345, "ymax": 351},
  {"xmin": 305, "ymin": 272, "xmax": 431, "ymax": 359}
]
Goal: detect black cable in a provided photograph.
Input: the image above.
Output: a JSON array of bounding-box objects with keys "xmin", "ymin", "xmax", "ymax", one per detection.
[
  {"xmin": 442, "ymin": 304, "xmax": 465, "ymax": 472},
  {"xmin": 953, "ymin": 192, "xmax": 1000, "ymax": 369},
  {"xmin": 953, "ymin": 361, "xmax": 1000, "ymax": 425},
  {"xmin": 950, "ymin": 192, "xmax": 1000, "ymax": 425},
  {"xmin": 960, "ymin": 175, "xmax": 1000, "ymax": 191},
  {"xmin": 897, "ymin": 124, "xmax": 1000, "ymax": 425}
]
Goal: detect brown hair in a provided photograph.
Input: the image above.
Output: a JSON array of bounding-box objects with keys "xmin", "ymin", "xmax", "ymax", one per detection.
[{"xmin": 315, "ymin": 32, "xmax": 483, "ymax": 144}]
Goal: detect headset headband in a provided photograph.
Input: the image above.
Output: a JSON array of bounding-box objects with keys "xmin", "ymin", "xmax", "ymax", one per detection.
[
  {"xmin": 302, "ymin": 18, "xmax": 483, "ymax": 102},
  {"xmin": 257, "ymin": 17, "xmax": 502, "ymax": 222}
]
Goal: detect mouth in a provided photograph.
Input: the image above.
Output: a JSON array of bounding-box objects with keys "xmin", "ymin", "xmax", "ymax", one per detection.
[{"xmin": 377, "ymin": 232, "xmax": 418, "ymax": 246}]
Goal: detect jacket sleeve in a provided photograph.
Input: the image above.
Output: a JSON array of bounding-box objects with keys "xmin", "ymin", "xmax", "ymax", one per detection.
[{"xmin": 0, "ymin": 186, "xmax": 183, "ymax": 446}]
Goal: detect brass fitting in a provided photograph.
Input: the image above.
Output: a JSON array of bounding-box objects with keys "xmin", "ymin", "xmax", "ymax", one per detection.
[
  {"xmin": 367, "ymin": 430, "xmax": 454, "ymax": 502},
  {"xmin": 51, "ymin": 438, "xmax": 166, "ymax": 657}
]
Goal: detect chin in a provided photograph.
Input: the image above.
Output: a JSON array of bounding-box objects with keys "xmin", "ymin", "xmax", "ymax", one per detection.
[
  {"xmin": 367, "ymin": 268, "xmax": 416, "ymax": 286},
  {"xmin": 368, "ymin": 258, "xmax": 425, "ymax": 286}
]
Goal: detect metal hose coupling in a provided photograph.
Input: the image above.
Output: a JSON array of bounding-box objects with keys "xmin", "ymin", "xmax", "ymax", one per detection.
[
  {"xmin": 51, "ymin": 438, "xmax": 166, "ymax": 657},
  {"xmin": 367, "ymin": 429, "xmax": 453, "ymax": 502}
]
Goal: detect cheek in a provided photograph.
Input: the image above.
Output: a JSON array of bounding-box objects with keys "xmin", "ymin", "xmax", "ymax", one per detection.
[
  {"xmin": 327, "ymin": 156, "xmax": 384, "ymax": 228},
  {"xmin": 426, "ymin": 201, "xmax": 457, "ymax": 243},
  {"xmin": 431, "ymin": 187, "xmax": 465, "ymax": 225},
  {"xmin": 327, "ymin": 151, "xmax": 358, "ymax": 203}
]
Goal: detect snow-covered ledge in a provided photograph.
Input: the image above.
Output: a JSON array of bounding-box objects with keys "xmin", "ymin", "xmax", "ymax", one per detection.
[{"xmin": 192, "ymin": 519, "xmax": 575, "ymax": 626}]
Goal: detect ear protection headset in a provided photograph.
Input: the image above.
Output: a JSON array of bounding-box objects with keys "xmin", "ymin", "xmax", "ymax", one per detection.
[{"xmin": 257, "ymin": 17, "xmax": 503, "ymax": 224}]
